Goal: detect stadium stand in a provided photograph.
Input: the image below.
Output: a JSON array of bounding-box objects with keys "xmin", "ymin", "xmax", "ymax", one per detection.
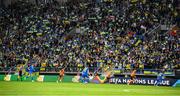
[{"xmin": 0, "ymin": 0, "xmax": 179, "ymax": 76}]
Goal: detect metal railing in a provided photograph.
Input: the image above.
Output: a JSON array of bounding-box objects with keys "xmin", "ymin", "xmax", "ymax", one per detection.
[{"xmin": 143, "ymin": 24, "xmax": 161, "ymax": 41}]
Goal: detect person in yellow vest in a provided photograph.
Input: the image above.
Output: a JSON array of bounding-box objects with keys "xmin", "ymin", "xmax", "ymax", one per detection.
[{"xmin": 17, "ymin": 65, "xmax": 23, "ymax": 81}]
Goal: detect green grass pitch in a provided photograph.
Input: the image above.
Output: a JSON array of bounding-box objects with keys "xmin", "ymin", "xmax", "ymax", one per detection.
[{"xmin": 0, "ymin": 81, "xmax": 180, "ymax": 96}]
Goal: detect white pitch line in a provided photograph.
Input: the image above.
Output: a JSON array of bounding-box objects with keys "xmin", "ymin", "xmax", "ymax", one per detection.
[{"xmin": 123, "ymin": 89, "xmax": 130, "ymax": 92}]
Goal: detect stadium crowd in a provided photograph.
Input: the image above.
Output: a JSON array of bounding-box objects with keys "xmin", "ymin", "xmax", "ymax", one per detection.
[{"xmin": 0, "ymin": 0, "xmax": 179, "ymax": 72}]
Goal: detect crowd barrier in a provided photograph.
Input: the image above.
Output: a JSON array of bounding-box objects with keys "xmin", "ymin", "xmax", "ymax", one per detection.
[
  {"xmin": 1, "ymin": 74, "xmax": 74, "ymax": 82},
  {"xmin": 0, "ymin": 74, "xmax": 180, "ymax": 87}
]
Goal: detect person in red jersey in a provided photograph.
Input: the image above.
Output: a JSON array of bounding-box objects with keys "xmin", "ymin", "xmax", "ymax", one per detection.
[
  {"xmin": 127, "ymin": 69, "xmax": 136, "ymax": 85},
  {"xmin": 57, "ymin": 68, "xmax": 65, "ymax": 83}
]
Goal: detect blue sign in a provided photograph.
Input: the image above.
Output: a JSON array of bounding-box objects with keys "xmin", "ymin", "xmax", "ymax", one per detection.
[{"xmin": 109, "ymin": 77, "xmax": 178, "ymax": 86}]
